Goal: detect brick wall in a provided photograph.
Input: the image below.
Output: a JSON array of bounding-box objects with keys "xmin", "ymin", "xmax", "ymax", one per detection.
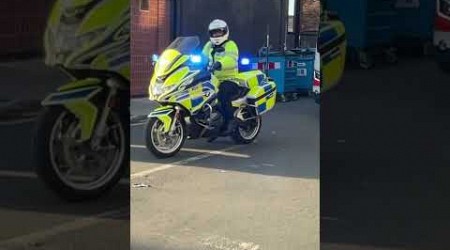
[
  {"xmin": 300, "ymin": 0, "xmax": 320, "ymax": 32},
  {"xmin": 0, "ymin": 0, "xmax": 54, "ymax": 56},
  {"xmin": 131, "ymin": 0, "xmax": 171, "ymax": 96}
]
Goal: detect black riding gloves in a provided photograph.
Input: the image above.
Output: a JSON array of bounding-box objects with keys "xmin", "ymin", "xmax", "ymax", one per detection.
[{"xmin": 212, "ymin": 61, "xmax": 222, "ymax": 71}]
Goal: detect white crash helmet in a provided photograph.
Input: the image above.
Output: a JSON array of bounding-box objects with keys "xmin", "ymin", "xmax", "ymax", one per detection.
[{"xmin": 208, "ymin": 19, "xmax": 229, "ymax": 46}]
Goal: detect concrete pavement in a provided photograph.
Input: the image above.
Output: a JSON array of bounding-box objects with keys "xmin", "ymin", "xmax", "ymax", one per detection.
[{"xmin": 131, "ymin": 98, "xmax": 320, "ymax": 249}]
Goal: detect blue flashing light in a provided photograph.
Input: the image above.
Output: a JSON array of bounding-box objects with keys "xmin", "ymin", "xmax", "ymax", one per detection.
[
  {"xmin": 152, "ymin": 54, "xmax": 159, "ymax": 62},
  {"xmin": 190, "ymin": 55, "xmax": 202, "ymax": 64},
  {"xmin": 241, "ymin": 58, "xmax": 250, "ymax": 65}
]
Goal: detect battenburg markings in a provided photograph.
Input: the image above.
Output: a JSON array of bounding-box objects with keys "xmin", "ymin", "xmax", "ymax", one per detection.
[
  {"xmin": 191, "ymin": 97, "xmax": 203, "ymax": 107},
  {"xmin": 176, "ymin": 94, "xmax": 189, "ymax": 101},
  {"xmin": 319, "ymin": 33, "xmax": 346, "ymax": 55},
  {"xmin": 254, "ymin": 87, "xmax": 276, "ymax": 102},
  {"xmin": 318, "ymin": 27, "xmax": 338, "ymax": 46},
  {"xmin": 149, "ymin": 109, "xmax": 173, "ymax": 116},
  {"xmin": 322, "ymin": 47, "xmax": 341, "ymax": 64},
  {"xmin": 258, "ymin": 102, "xmax": 267, "ymax": 113},
  {"xmin": 48, "ymin": 87, "xmax": 99, "ymax": 101}
]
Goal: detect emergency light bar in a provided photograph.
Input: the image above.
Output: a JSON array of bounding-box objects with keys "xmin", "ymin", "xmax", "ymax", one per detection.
[
  {"xmin": 240, "ymin": 58, "xmax": 250, "ymax": 65},
  {"xmin": 190, "ymin": 55, "xmax": 202, "ymax": 64}
]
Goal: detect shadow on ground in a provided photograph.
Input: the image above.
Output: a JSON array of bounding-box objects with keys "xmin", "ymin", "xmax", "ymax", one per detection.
[
  {"xmin": 131, "ymin": 100, "xmax": 320, "ymax": 180},
  {"xmin": 321, "ymin": 58, "xmax": 450, "ymax": 249}
]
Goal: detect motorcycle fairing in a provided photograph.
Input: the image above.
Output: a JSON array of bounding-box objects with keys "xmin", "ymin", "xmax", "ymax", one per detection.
[
  {"xmin": 151, "ymin": 64, "xmax": 220, "ymax": 114},
  {"xmin": 148, "ymin": 106, "xmax": 175, "ymax": 133},
  {"xmin": 41, "ymin": 78, "xmax": 102, "ymax": 141},
  {"xmin": 232, "ymin": 71, "xmax": 277, "ymax": 115}
]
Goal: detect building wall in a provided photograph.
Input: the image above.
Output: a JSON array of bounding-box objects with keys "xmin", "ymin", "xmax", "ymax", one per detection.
[
  {"xmin": 0, "ymin": 0, "xmax": 54, "ymax": 56},
  {"xmin": 174, "ymin": 0, "xmax": 320, "ymax": 53},
  {"xmin": 130, "ymin": 0, "xmax": 320, "ymax": 96},
  {"xmin": 131, "ymin": 0, "xmax": 171, "ymax": 96},
  {"xmin": 174, "ymin": 0, "xmax": 288, "ymax": 55},
  {"xmin": 301, "ymin": 0, "xmax": 321, "ymax": 32}
]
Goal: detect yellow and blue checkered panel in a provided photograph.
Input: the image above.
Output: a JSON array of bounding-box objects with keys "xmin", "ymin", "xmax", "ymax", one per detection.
[
  {"xmin": 168, "ymin": 80, "xmax": 218, "ymax": 113},
  {"xmin": 244, "ymin": 73, "xmax": 276, "ymax": 115}
]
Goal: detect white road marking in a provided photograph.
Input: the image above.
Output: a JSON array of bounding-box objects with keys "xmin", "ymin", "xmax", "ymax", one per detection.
[
  {"xmin": 130, "ymin": 144, "xmax": 250, "ymax": 158},
  {"xmin": 0, "ymin": 170, "xmax": 129, "ymax": 185},
  {"xmin": 200, "ymin": 235, "xmax": 260, "ymax": 250},
  {"xmin": 0, "ymin": 117, "xmax": 37, "ymax": 126},
  {"xmin": 0, "ymin": 207, "xmax": 128, "ymax": 248},
  {"xmin": 0, "ymin": 143, "xmax": 245, "ymax": 247},
  {"xmin": 131, "ymin": 144, "xmax": 245, "ymax": 179},
  {"xmin": 130, "ymin": 122, "xmax": 146, "ymax": 126}
]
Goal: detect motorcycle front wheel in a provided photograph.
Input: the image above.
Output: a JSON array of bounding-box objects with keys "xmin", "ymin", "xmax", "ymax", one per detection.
[
  {"xmin": 145, "ymin": 117, "xmax": 186, "ymax": 158},
  {"xmin": 34, "ymin": 107, "xmax": 127, "ymax": 201}
]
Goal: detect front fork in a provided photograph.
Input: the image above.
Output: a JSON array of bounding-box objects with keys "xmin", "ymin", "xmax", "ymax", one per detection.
[
  {"xmin": 168, "ymin": 106, "xmax": 181, "ymax": 136},
  {"xmin": 148, "ymin": 105, "xmax": 183, "ymax": 135},
  {"xmin": 91, "ymin": 79, "xmax": 120, "ymax": 150}
]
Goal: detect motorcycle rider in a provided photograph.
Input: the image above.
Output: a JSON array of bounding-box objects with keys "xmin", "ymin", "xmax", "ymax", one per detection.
[{"xmin": 202, "ymin": 19, "xmax": 241, "ymax": 142}]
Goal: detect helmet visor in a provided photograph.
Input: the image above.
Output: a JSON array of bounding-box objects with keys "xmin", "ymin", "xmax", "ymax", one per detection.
[{"xmin": 209, "ymin": 28, "xmax": 227, "ymax": 38}]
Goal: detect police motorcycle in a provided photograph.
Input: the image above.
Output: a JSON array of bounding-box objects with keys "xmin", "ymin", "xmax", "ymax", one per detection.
[
  {"xmin": 34, "ymin": 0, "xmax": 130, "ymax": 200},
  {"xmin": 146, "ymin": 36, "xmax": 277, "ymax": 158}
]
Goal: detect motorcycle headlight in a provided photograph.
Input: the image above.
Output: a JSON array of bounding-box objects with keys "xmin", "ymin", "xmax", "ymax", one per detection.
[
  {"xmin": 152, "ymin": 81, "xmax": 178, "ymax": 97},
  {"xmin": 152, "ymin": 83, "xmax": 164, "ymax": 96},
  {"xmin": 46, "ymin": 26, "xmax": 105, "ymax": 65}
]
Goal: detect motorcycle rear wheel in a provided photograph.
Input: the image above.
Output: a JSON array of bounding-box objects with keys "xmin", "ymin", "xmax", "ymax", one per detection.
[{"xmin": 231, "ymin": 116, "xmax": 262, "ymax": 144}]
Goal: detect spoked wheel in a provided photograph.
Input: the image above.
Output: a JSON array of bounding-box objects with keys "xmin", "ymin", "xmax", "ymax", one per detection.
[
  {"xmin": 34, "ymin": 107, "xmax": 127, "ymax": 201},
  {"xmin": 231, "ymin": 116, "xmax": 262, "ymax": 144},
  {"xmin": 145, "ymin": 117, "xmax": 186, "ymax": 158}
]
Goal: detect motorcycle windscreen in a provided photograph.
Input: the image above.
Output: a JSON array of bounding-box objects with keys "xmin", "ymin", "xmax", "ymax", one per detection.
[{"xmin": 153, "ymin": 36, "xmax": 200, "ymax": 77}]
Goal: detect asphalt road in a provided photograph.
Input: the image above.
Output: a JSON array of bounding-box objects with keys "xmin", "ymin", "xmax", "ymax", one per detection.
[
  {"xmin": 130, "ymin": 98, "xmax": 320, "ymax": 250},
  {"xmin": 0, "ymin": 60, "xmax": 129, "ymax": 250},
  {"xmin": 320, "ymin": 57, "xmax": 450, "ymax": 250}
]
